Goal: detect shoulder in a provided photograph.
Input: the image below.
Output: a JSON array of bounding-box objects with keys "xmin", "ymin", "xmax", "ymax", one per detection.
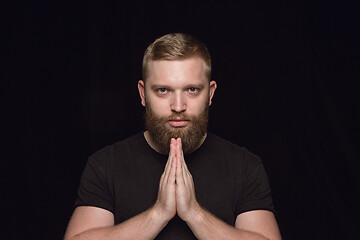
[
  {"xmin": 92, "ymin": 133, "xmax": 142, "ymax": 156},
  {"xmin": 206, "ymin": 133, "xmax": 263, "ymax": 170},
  {"xmin": 207, "ymin": 133, "xmax": 261, "ymax": 160},
  {"xmin": 87, "ymin": 132, "xmax": 144, "ymax": 168}
]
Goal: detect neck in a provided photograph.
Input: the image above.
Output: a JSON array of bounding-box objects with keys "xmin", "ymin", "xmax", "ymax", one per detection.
[{"xmin": 143, "ymin": 130, "xmax": 207, "ymax": 154}]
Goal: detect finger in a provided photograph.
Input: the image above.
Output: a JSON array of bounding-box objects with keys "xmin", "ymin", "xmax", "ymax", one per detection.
[
  {"xmin": 159, "ymin": 170, "xmax": 165, "ymax": 190},
  {"xmin": 174, "ymin": 139, "xmax": 182, "ymax": 180},
  {"xmin": 176, "ymin": 139, "xmax": 186, "ymax": 170},
  {"xmin": 168, "ymin": 147, "xmax": 177, "ymax": 184},
  {"xmin": 179, "ymin": 139, "xmax": 195, "ymax": 189},
  {"xmin": 175, "ymin": 138, "xmax": 180, "ymax": 158},
  {"xmin": 176, "ymin": 138, "xmax": 189, "ymax": 186},
  {"xmin": 177, "ymin": 139, "xmax": 186, "ymax": 168},
  {"xmin": 164, "ymin": 139, "xmax": 176, "ymax": 183},
  {"xmin": 163, "ymin": 140, "xmax": 173, "ymax": 175},
  {"xmin": 175, "ymin": 155, "xmax": 185, "ymax": 185}
]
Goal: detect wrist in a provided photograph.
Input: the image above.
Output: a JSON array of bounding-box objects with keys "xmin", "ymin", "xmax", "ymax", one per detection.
[
  {"xmin": 182, "ymin": 202, "xmax": 204, "ymax": 223},
  {"xmin": 150, "ymin": 203, "xmax": 173, "ymax": 224}
]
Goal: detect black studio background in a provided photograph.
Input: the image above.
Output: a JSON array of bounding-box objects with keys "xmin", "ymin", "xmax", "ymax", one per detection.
[{"xmin": 5, "ymin": 0, "xmax": 359, "ymax": 239}]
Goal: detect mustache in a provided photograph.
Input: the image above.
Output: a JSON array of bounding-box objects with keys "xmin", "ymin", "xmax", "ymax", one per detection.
[{"xmin": 167, "ymin": 113, "xmax": 190, "ymax": 121}]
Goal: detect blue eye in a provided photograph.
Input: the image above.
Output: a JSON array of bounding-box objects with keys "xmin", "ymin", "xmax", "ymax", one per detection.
[
  {"xmin": 156, "ymin": 88, "xmax": 168, "ymax": 94},
  {"xmin": 188, "ymin": 87, "xmax": 199, "ymax": 93}
]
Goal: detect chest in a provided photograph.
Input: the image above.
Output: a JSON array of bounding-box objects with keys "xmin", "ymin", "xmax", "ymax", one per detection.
[{"xmin": 110, "ymin": 157, "xmax": 239, "ymax": 226}]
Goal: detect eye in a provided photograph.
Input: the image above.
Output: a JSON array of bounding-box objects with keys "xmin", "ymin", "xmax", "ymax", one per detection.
[
  {"xmin": 188, "ymin": 87, "xmax": 200, "ymax": 94},
  {"xmin": 156, "ymin": 88, "xmax": 169, "ymax": 95}
]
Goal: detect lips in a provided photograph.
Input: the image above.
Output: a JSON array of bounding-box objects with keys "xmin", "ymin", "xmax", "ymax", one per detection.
[{"xmin": 168, "ymin": 119, "xmax": 189, "ymax": 127}]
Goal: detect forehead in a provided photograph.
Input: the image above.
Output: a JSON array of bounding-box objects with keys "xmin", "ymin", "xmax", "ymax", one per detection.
[{"xmin": 146, "ymin": 58, "xmax": 208, "ymax": 86}]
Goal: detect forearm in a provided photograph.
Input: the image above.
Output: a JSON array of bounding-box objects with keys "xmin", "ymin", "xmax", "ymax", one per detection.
[
  {"xmin": 186, "ymin": 206, "xmax": 269, "ymax": 240},
  {"xmin": 66, "ymin": 207, "xmax": 168, "ymax": 240}
]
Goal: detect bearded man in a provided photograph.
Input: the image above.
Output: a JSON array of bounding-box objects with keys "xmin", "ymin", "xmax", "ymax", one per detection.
[{"xmin": 64, "ymin": 33, "xmax": 281, "ymax": 240}]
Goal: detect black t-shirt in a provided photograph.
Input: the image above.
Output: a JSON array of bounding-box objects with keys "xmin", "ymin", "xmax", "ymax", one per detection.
[{"xmin": 75, "ymin": 132, "xmax": 274, "ymax": 239}]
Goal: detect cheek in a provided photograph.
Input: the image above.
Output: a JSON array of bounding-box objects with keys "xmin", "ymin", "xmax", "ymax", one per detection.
[
  {"xmin": 188, "ymin": 95, "xmax": 209, "ymax": 111},
  {"xmin": 146, "ymin": 97, "xmax": 171, "ymax": 115}
]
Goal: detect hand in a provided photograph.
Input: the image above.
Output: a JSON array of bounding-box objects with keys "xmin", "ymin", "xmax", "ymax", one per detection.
[
  {"xmin": 174, "ymin": 138, "xmax": 201, "ymax": 221},
  {"xmin": 153, "ymin": 139, "xmax": 177, "ymax": 222},
  {"xmin": 153, "ymin": 138, "xmax": 201, "ymax": 223}
]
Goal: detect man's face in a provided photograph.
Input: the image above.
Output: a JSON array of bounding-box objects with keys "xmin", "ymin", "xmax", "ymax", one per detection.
[{"xmin": 138, "ymin": 57, "xmax": 217, "ymax": 154}]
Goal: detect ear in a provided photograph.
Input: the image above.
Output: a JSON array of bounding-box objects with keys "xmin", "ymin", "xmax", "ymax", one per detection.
[
  {"xmin": 208, "ymin": 80, "xmax": 217, "ymax": 106},
  {"xmin": 138, "ymin": 80, "xmax": 146, "ymax": 107}
]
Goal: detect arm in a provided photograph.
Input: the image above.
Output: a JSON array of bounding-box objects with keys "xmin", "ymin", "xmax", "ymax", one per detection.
[
  {"xmin": 173, "ymin": 138, "xmax": 281, "ymax": 240},
  {"xmin": 64, "ymin": 206, "xmax": 168, "ymax": 240},
  {"xmin": 64, "ymin": 143, "xmax": 178, "ymax": 240},
  {"xmin": 185, "ymin": 207, "xmax": 281, "ymax": 240}
]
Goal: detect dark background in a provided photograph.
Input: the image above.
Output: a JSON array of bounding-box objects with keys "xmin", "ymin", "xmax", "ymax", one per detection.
[{"xmin": 5, "ymin": 0, "xmax": 359, "ymax": 239}]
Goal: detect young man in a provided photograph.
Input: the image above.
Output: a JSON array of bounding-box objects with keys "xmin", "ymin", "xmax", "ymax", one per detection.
[{"xmin": 64, "ymin": 33, "xmax": 281, "ymax": 239}]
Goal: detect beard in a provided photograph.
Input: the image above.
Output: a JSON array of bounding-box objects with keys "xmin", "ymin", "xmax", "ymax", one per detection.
[{"xmin": 145, "ymin": 104, "xmax": 209, "ymax": 154}]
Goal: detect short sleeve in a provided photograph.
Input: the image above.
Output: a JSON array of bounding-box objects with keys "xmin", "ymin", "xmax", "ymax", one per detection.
[
  {"xmin": 74, "ymin": 154, "xmax": 114, "ymax": 213},
  {"xmin": 236, "ymin": 151, "xmax": 275, "ymax": 216}
]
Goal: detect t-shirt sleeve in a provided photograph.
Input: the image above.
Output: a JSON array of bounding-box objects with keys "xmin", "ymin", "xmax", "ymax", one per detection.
[
  {"xmin": 74, "ymin": 154, "xmax": 114, "ymax": 213},
  {"xmin": 235, "ymin": 150, "xmax": 275, "ymax": 216}
]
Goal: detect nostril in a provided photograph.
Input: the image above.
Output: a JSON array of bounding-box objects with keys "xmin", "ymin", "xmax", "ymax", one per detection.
[{"xmin": 171, "ymin": 104, "xmax": 186, "ymax": 113}]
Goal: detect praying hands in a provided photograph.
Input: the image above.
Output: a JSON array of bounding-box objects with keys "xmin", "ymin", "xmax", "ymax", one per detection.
[{"xmin": 153, "ymin": 138, "xmax": 201, "ymax": 222}]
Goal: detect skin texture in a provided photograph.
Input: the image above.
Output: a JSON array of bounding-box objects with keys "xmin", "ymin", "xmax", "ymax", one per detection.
[{"xmin": 64, "ymin": 57, "xmax": 282, "ymax": 240}]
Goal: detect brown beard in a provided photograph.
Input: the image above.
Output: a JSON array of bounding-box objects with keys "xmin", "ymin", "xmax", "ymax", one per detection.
[{"xmin": 145, "ymin": 104, "xmax": 209, "ymax": 154}]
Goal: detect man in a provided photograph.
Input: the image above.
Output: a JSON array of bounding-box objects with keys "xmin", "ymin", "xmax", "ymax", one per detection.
[{"xmin": 64, "ymin": 33, "xmax": 281, "ymax": 239}]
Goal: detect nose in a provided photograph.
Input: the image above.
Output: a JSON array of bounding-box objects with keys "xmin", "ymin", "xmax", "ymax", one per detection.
[{"xmin": 170, "ymin": 91, "xmax": 186, "ymax": 113}]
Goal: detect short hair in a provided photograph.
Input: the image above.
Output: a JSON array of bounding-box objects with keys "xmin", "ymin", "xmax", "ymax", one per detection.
[{"xmin": 142, "ymin": 33, "xmax": 211, "ymax": 81}]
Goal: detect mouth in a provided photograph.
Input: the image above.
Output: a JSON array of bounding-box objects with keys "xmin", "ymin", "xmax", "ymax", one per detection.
[{"xmin": 168, "ymin": 119, "xmax": 189, "ymax": 127}]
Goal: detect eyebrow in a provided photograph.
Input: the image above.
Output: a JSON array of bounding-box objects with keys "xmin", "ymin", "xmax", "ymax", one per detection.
[
  {"xmin": 184, "ymin": 83, "xmax": 205, "ymax": 89},
  {"xmin": 150, "ymin": 84, "xmax": 171, "ymax": 90},
  {"xmin": 150, "ymin": 83, "xmax": 205, "ymax": 90}
]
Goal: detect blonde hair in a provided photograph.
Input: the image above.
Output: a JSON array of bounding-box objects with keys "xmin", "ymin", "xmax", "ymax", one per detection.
[{"xmin": 142, "ymin": 33, "xmax": 211, "ymax": 81}]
